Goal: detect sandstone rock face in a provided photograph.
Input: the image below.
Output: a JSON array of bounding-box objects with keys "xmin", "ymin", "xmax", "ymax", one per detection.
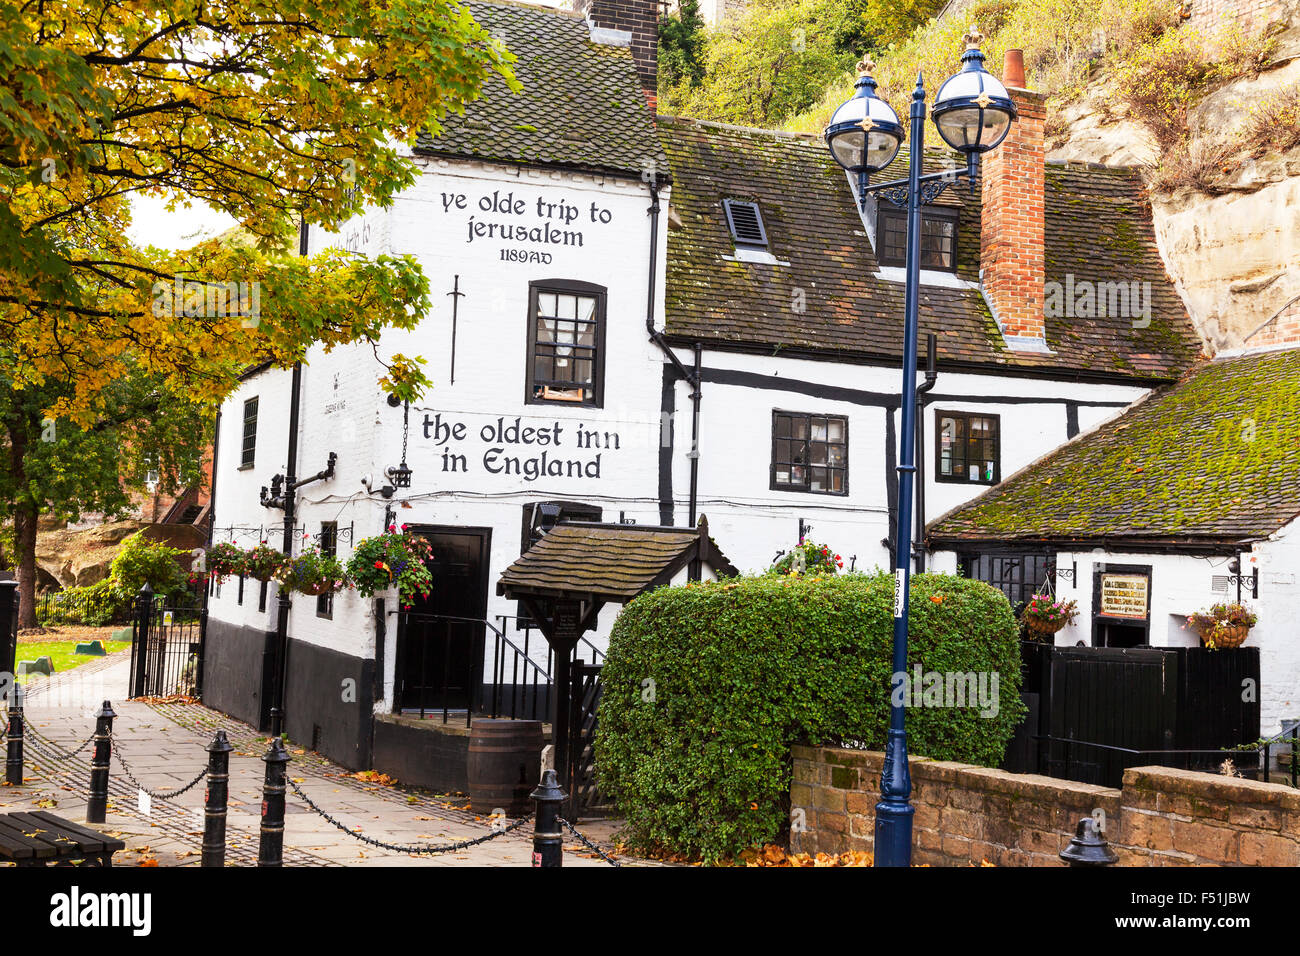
[
  {"xmin": 1046, "ymin": 42, "xmax": 1300, "ymax": 353},
  {"xmin": 34, "ymin": 521, "xmax": 205, "ymax": 590},
  {"xmin": 1152, "ymin": 178, "xmax": 1300, "ymax": 350}
]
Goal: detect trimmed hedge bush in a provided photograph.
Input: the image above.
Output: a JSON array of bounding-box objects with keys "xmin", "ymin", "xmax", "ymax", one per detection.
[{"xmin": 594, "ymin": 571, "xmax": 1024, "ymax": 862}]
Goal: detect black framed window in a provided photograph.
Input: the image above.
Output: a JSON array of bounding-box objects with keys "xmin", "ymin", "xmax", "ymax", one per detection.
[
  {"xmin": 937, "ymin": 411, "xmax": 1000, "ymax": 485},
  {"xmin": 526, "ymin": 281, "xmax": 606, "ymax": 407},
  {"xmin": 771, "ymin": 411, "xmax": 848, "ymax": 495},
  {"xmin": 317, "ymin": 522, "xmax": 337, "ymax": 619},
  {"xmin": 240, "ymin": 397, "xmax": 259, "ymax": 469},
  {"xmin": 877, "ymin": 206, "xmax": 958, "ymax": 271},
  {"xmin": 958, "ymin": 551, "xmax": 1055, "ymax": 615}
]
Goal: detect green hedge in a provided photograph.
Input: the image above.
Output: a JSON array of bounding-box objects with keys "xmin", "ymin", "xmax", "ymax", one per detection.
[{"xmin": 594, "ymin": 571, "xmax": 1024, "ymax": 862}]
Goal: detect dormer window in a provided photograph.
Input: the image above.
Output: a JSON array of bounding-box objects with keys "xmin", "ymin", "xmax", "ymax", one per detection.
[
  {"xmin": 723, "ymin": 199, "xmax": 768, "ymax": 248},
  {"xmin": 876, "ymin": 205, "xmax": 958, "ymax": 272}
]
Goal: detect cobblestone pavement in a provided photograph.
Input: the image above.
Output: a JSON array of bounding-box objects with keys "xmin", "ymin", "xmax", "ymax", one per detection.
[{"xmin": 2, "ymin": 653, "xmax": 641, "ymax": 867}]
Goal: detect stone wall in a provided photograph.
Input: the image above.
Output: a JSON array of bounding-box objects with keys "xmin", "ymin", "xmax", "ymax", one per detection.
[{"xmin": 791, "ymin": 745, "xmax": 1300, "ymax": 866}]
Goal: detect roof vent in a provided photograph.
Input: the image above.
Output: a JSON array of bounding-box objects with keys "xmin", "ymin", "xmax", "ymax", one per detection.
[{"xmin": 723, "ymin": 200, "xmax": 768, "ymax": 248}]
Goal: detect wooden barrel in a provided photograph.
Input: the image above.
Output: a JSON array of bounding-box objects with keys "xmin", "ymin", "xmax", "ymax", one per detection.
[{"xmin": 467, "ymin": 719, "xmax": 544, "ymax": 816}]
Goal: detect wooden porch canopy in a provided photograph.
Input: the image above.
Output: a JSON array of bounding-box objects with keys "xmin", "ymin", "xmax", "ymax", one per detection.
[
  {"xmin": 496, "ymin": 515, "xmax": 737, "ymax": 609},
  {"xmin": 494, "ymin": 516, "xmax": 736, "ymax": 790}
]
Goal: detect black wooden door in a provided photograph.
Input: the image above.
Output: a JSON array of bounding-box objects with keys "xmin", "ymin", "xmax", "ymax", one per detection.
[{"xmin": 396, "ymin": 528, "xmax": 490, "ymax": 715}]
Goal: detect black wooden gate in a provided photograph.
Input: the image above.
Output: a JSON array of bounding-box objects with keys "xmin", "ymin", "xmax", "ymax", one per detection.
[
  {"xmin": 129, "ymin": 596, "xmax": 205, "ymax": 699},
  {"xmin": 1005, "ymin": 643, "xmax": 1261, "ymax": 787},
  {"xmin": 566, "ymin": 662, "xmax": 603, "ymax": 816}
]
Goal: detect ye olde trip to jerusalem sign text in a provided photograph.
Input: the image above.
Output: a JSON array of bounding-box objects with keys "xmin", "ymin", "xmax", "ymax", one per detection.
[
  {"xmin": 1100, "ymin": 573, "xmax": 1149, "ymax": 619},
  {"xmin": 423, "ymin": 412, "xmax": 620, "ymax": 482},
  {"xmin": 439, "ymin": 188, "xmax": 617, "ymax": 264}
]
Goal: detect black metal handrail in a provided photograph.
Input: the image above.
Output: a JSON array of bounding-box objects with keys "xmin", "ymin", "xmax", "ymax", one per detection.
[
  {"xmin": 496, "ymin": 613, "xmax": 606, "ymax": 665},
  {"xmin": 1032, "ymin": 734, "xmax": 1298, "ymax": 788},
  {"xmin": 396, "ymin": 612, "xmax": 603, "ymax": 726}
]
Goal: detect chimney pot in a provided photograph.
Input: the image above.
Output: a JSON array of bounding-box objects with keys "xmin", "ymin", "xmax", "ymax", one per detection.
[{"xmin": 1003, "ymin": 49, "xmax": 1026, "ymax": 89}]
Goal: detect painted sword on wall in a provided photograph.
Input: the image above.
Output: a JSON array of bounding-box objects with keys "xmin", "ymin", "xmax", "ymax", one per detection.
[{"xmin": 447, "ymin": 274, "xmax": 464, "ymax": 385}]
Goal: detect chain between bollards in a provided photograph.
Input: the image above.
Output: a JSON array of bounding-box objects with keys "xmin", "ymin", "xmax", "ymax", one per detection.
[
  {"xmin": 257, "ymin": 736, "xmax": 291, "ymax": 867},
  {"xmin": 203, "ymin": 730, "xmax": 234, "ymax": 868},
  {"xmin": 86, "ymin": 700, "xmax": 116, "ymax": 823}
]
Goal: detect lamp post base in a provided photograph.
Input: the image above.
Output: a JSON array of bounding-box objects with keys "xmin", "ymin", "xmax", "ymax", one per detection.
[{"xmin": 873, "ymin": 726, "xmax": 914, "ymax": 866}]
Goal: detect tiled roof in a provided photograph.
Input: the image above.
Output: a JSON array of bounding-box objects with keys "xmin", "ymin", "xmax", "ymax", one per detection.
[
  {"xmin": 414, "ymin": 1, "xmax": 667, "ymax": 180},
  {"xmin": 927, "ymin": 348, "xmax": 1300, "ymax": 545},
  {"xmin": 496, "ymin": 521, "xmax": 737, "ymax": 603},
  {"xmin": 657, "ymin": 116, "xmax": 1202, "ymax": 381}
]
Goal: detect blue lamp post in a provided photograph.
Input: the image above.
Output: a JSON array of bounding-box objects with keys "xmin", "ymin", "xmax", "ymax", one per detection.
[{"xmin": 824, "ymin": 29, "xmax": 1017, "ymax": 868}]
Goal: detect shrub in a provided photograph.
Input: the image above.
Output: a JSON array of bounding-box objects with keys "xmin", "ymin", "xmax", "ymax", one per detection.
[
  {"xmin": 595, "ymin": 571, "xmax": 1024, "ymax": 862},
  {"xmin": 108, "ymin": 531, "xmax": 191, "ymax": 599}
]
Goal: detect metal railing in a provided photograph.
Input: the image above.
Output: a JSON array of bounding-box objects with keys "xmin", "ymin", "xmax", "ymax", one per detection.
[
  {"xmin": 394, "ymin": 612, "xmax": 606, "ymax": 726},
  {"xmin": 1034, "ymin": 734, "xmax": 1299, "ymax": 789}
]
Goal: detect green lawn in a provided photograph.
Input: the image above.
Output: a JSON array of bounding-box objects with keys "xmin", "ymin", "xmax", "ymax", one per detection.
[{"xmin": 14, "ymin": 641, "xmax": 131, "ymax": 682}]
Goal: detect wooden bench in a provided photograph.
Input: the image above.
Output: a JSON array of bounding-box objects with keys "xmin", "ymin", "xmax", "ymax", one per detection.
[{"xmin": 0, "ymin": 811, "xmax": 126, "ymax": 867}]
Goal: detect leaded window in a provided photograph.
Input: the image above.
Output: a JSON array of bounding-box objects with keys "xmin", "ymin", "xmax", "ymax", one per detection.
[
  {"xmin": 526, "ymin": 281, "xmax": 606, "ymax": 407},
  {"xmin": 937, "ymin": 411, "xmax": 1000, "ymax": 485},
  {"xmin": 771, "ymin": 411, "xmax": 848, "ymax": 495}
]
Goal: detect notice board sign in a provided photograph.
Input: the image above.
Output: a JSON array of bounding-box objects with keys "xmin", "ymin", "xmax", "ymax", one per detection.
[{"xmin": 1099, "ymin": 573, "xmax": 1149, "ymax": 620}]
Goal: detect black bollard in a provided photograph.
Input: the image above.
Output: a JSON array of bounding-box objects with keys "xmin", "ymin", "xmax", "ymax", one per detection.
[
  {"xmin": 530, "ymin": 768, "xmax": 566, "ymax": 868},
  {"xmin": 5, "ymin": 684, "xmax": 23, "ymax": 786},
  {"xmin": 1060, "ymin": 817, "xmax": 1119, "ymax": 867},
  {"xmin": 202, "ymin": 730, "xmax": 234, "ymax": 868},
  {"xmin": 257, "ymin": 736, "xmax": 291, "ymax": 867},
  {"xmin": 86, "ymin": 700, "xmax": 116, "ymax": 823}
]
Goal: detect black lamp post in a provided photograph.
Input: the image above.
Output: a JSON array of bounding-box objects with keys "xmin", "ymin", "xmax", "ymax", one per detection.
[{"xmin": 824, "ymin": 29, "xmax": 1017, "ymax": 868}]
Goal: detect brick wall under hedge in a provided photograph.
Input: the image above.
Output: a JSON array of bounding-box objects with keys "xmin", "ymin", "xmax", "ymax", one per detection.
[{"xmin": 790, "ymin": 745, "xmax": 1300, "ymax": 866}]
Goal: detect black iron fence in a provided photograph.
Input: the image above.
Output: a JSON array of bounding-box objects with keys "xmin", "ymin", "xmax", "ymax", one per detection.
[
  {"xmin": 128, "ymin": 592, "xmax": 205, "ymax": 699},
  {"xmin": 34, "ymin": 588, "xmax": 131, "ymax": 627},
  {"xmin": 394, "ymin": 611, "xmax": 604, "ymax": 725}
]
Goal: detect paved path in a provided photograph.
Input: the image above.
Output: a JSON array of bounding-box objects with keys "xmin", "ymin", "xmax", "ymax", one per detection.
[{"xmin": 2, "ymin": 653, "xmax": 637, "ymax": 867}]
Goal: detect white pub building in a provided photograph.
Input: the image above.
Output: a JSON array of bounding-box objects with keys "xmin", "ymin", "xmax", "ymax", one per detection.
[{"xmin": 203, "ymin": 0, "xmax": 1214, "ymax": 784}]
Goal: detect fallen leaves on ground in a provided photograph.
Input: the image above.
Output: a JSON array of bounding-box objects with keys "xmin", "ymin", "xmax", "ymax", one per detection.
[
  {"xmin": 135, "ymin": 695, "xmax": 200, "ymax": 705},
  {"xmin": 343, "ymin": 770, "xmax": 396, "ymax": 786},
  {"xmin": 740, "ymin": 844, "xmax": 874, "ymax": 867}
]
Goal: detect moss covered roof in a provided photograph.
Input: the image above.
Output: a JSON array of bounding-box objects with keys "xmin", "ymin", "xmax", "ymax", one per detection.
[
  {"xmin": 414, "ymin": 1, "xmax": 666, "ymax": 179},
  {"xmin": 657, "ymin": 116, "xmax": 1202, "ymax": 381},
  {"xmin": 927, "ymin": 348, "xmax": 1300, "ymax": 546}
]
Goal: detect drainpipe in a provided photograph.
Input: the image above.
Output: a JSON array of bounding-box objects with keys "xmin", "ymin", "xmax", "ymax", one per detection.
[
  {"xmin": 196, "ymin": 407, "xmax": 221, "ymax": 698},
  {"xmin": 913, "ymin": 333, "xmax": 938, "ymax": 573},
  {"xmin": 269, "ymin": 218, "xmax": 309, "ymax": 736},
  {"xmin": 643, "ymin": 181, "xmax": 703, "ymax": 528}
]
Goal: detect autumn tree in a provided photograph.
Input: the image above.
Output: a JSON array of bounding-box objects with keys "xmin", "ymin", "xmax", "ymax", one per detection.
[
  {"xmin": 660, "ymin": 0, "xmax": 943, "ymax": 128},
  {"xmin": 659, "ymin": 0, "xmax": 708, "ymax": 90},
  {"xmin": 0, "ymin": 0, "xmax": 518, "ymax": 624},
  {"xmin": 0, "ymin": 369, "xmax": 211, "ymax": 626}
]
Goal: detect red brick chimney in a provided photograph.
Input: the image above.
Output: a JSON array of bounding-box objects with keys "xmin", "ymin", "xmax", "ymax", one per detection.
[
  {"xmin": 573, "ymin": 0, "xmax": 659, "ymax": 107},
  {"xmin": 980, "ymin": 51, "xmax": 1048, "ymax": 349}
]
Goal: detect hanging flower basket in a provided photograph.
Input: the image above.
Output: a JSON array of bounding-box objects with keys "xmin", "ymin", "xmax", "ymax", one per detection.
[
  {"xmin": 243, "ymin": 542, "xmax": 290, "ymax": 582},
  {"xmin": 1186, "ymin": 603, "xmax": 1257, "ymax": 650},
  {"xmin": 205, "ymin": 542, "xmax": 247, "ymax": 581},
  {"xmin": 1020, "ymin": 597, "xmax": 1078, "ymax": 642},
  {"xmin": 277, "ymin": 545, "xmax": 349, "ymax": 597},
  {"xmin": 345, "ymin": 525, "xmax": 434, "ymax": 607},
  {"xmin": 768, "ymin": 541, "xmax": 843, "ymax": 576}
]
